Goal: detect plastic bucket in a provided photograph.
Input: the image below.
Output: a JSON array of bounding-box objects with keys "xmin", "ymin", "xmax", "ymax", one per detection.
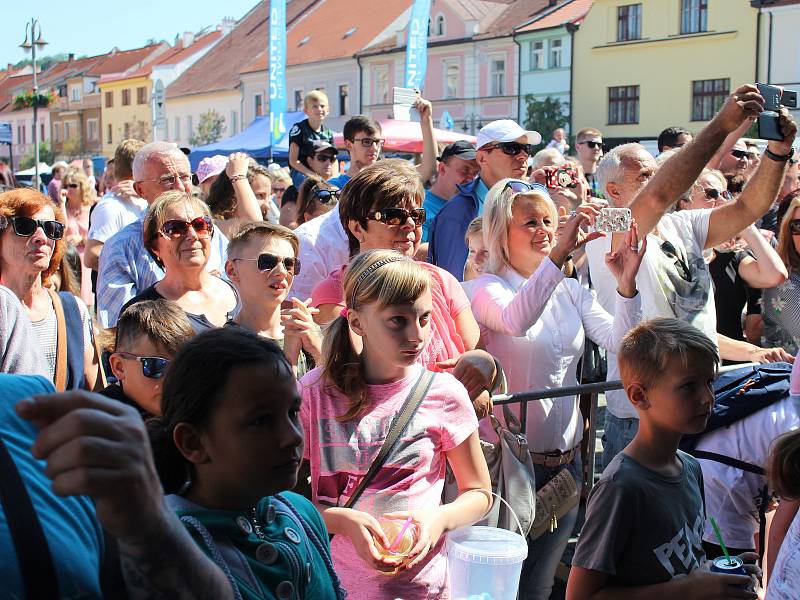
[{"xmin": 447, "ymin": 525, "xmax": 528, "ymax": 600}]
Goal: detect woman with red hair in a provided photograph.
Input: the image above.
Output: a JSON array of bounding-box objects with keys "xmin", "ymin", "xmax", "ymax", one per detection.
[{"xmin": 0, "ymin": 188, "xmax": 101, "ymax": 389}]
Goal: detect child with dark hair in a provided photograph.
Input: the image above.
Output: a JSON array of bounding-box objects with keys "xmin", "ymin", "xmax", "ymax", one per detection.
[{"xmin": 147, "ymin": 327, "xmax": 343, "ymax": 600}]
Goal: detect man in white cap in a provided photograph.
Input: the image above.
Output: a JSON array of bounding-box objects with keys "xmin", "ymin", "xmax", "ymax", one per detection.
[
  {"xmin": 195, "ymin": 154, "xmax": 228, "ymax": 199},
  {"xmin": 428, "ymin": 119, "xmax": 541, "ymax": 279}
]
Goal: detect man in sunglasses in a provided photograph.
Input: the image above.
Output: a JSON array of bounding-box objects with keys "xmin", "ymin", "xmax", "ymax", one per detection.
[
  {"xmin": 428, "ymin": 119, "xmax": 541, "ymax": 279},
  {"xmin": 305, "ymin": 140, "xmax": 339, "ymax": 181},
  {"xmin": 585, "ymin": 84, "xmax": 797, "ymax": 469},
  {"xmin": 575, "ymin": 128, "xmax": 604, "ymax": 196},
  {"xmin": 718, "ymin": 139, "xmax": 752, "ymax": 177},
  {"xmin": 96, "ymin": 142, "xmax": 229, "ymax": 328}
]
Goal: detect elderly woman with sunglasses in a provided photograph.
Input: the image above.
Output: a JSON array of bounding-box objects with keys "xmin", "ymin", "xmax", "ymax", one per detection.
[
  {"xmin": 0, "ymin": 188, "xmax": 101, "ymax": 390},
  {"xmin": 295, "ymin": 177, "xmax": 339, "ymax": 226},
  {"xmin": 469, "ymin": 178, "xmax": 645, "ymax": 600},
  {"xmin": 122, "ymin": 191, "xmax": 238, "ymax": 334},
  {"xmin": 311, "ymin": 159, "xmax": 498, "ymax": 417}
]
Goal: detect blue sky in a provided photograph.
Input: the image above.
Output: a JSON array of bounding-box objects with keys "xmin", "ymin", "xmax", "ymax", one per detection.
[{"xmin": 1, "ymin": 1, "xmax": 261, "ymax": 68}]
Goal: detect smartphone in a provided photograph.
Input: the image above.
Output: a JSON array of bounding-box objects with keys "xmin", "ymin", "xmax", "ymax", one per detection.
[
  {"xmin": 594, "ymin": 207, "xmax": 632, "ymax": 233},
  {"xmin": 545, "ymin": 167, "xmax": 579, "ymax": 189},
  {"xmin": 757, "ymin": 83, "xmax": 798, "ymax": 111},
  {"xmin": 758, "ymin": 111, "xmax": 784, "ymax": 141}
]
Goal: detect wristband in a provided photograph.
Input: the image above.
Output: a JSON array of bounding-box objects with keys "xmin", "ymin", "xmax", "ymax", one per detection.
[
  {"xmin": 229, "ymin": 174, "xmax": 248, "ymax": 182},
  {"xmin": 764, "ymin": 147, "xmax": 794, "ymax": 162}
]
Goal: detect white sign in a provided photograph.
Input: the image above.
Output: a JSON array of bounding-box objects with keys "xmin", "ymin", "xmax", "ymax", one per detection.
[{"xmin": 153, "ymin": 79, "xmax": 166, "ymax": 121}]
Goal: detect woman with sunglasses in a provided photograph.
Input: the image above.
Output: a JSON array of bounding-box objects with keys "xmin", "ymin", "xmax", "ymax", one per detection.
[
  {"xmin": 295, "ymin": 177, "xmax": 339, "ymax": 226},
  {"xmin": 61, "ymin": 167, "xmax": 96, "ymax": 307},
  {"xmin": 225, "ymin": 221, "xmax": 321, "ymax": 378},
  {"xmin": 763, "ymin": 195, "xmax": 800, "ymax": 354},
  {"xmin": 311, "ymin": 160, "xmax": 497, "ymax": 418},
  {"xmin": 205, "ymin": 153, "xmax": 269, "ymax": 238},
  {"xmin": 123, "ymin": 191, "xmax": 238, "ymax": 334},
  {"xmin": 0, "ymin": 188, "xmax": 102, "ymax": 390},
  {"xmin": 471, "ymin": 179, "xmax": 645, "ymax": 600}
]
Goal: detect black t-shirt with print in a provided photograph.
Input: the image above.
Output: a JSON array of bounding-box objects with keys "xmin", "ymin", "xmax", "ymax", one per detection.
[{"xmin": 289, "ymin": 119, "xmax": 334, "ymax": 170}]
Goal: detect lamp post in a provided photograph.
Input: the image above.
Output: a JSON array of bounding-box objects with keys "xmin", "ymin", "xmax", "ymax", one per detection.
[{"xmin": 20, "ymin": 19, "xmax": 48, "ymax": 191}]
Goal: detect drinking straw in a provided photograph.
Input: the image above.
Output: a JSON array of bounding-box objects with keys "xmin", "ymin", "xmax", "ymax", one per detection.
[
  {"xmin": 710, "ymin": 516, "xmax": 733, "ymax": 565},
  {"xmin": 389, "ymin": 517, "xmax": 414, "ymax": 553}
]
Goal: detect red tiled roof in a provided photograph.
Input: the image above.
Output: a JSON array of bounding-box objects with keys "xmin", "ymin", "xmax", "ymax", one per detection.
[
  {"xmin": 87, "ymin": 43, "xmax": 167, "ymax": 77},
  {"xmin": 0, "ymin": 73, "xmax": 35, "ymax": 113},
  {"xmin": 516, "ymin": 0, "xmax": 593, "ymax": 32},
  {"xmin": 167, "ymin": 0, "xmax": 317, "ymax": 99}
]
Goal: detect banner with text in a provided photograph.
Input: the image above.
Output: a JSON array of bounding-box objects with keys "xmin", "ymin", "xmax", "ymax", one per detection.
[
  {"xmin": 404, "ymin": 0, "xmax": 432, "ymax": 90},
  {"xmin": 269, "ymin": 0, "xmax": 287, "ymax": 142}
]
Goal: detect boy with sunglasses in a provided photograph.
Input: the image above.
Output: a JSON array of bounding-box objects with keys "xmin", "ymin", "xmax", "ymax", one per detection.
[{"xmin": 104, "ymin": 299, "xmax": 193, "ymax": 417}]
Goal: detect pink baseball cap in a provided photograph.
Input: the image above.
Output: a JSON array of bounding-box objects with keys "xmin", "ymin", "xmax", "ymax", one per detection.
[{"xmin": 196, "ymin": 155, "xmax": 228, "ymax": 184}]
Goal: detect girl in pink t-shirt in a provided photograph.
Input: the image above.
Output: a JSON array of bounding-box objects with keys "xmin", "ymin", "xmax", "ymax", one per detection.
[{"xmin": 300, "ymin": 249, "xmax": 492, "ymax": 600}]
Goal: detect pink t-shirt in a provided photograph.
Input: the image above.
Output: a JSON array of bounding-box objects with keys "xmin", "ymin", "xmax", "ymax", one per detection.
[
  {"xmin": 792, "ymin": 357, "xmax": 800, "ymax": 397},
  {"xmin": 299, "ymin": 364, "xmax": 478, "ymax": 600},
  {"xmin": 310, "ymin": 261, "xmax": 470, "ymax": 369}
]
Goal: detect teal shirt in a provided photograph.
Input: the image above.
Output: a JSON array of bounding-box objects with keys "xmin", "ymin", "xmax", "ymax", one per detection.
[
  {"xmin": 422, "ymin": 190, "xmax": 448, "ymax": 242},
  {"xmin": 172, "ymin": 492, "xmax": 342, "ymax": 600},
  {"xmin": 475, "ymin": 178, "xmax": 489, "ymax": 212}
]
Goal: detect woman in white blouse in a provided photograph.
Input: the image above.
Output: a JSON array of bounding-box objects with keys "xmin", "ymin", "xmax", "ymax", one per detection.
[{"xmin": 469, "ymin": 179, "xmax": 645, "ymax": 600}]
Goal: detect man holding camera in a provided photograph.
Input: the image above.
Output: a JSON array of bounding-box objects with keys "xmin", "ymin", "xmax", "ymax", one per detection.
[{"xmin": 585, "ymin": 84, "xmax": 797, "ymax": 468}]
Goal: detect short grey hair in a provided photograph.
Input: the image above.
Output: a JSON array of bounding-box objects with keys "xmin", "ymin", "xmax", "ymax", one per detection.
[
  {"xmin": 132, "ymin": 142, "xmax": 186, "ymax": 181},
  {"xmin": 531, "ymin": 148, "xmax": 566, "ymax": 170},
  {"xmin": 594, "ymin": 143, "xmax": 644, "ymax": 203},
  {"xmin": 482, "ymin": 177, "xmax": 556, "ymax": 276}
]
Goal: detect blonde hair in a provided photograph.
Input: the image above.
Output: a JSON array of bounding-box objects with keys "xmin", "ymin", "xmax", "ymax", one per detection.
[
  {"xmin": 62, "ymin": 167, "xmax": 95, "ymax": 207},
  {"xmin": 618, "ymin": 318, "xmax": 719, "ymax": 389},
  {"xmin": 269, "ymin": 171, "xmax": 292, "ymax": 187},
  {"xmin": 482, "ymin": 178, "xmax": 556, "ymax": 276},
  {"xmin": 777, "ymin": 195, "xmax": 800, "ymax": 273},
  {"xmin": 304, "ymin": 89, "xmax": 329, "ymax": 108},
  {"xmin": 322, "ymin": 249, "xmax": 430, "ymax": 421},
  {"xmin": 465, "ymin": 217, "xmax": 483, "ymax": 243},
  {"xmin": 143, "ymin": 191, "xmax": 212, "ymax": 268},
  {"xmin": 769, "ymin": 430, "xmax": 800, "ymax": 499},
  {"xmin": 226, "ymin": 221, "xmax": 299, "ymax": 260}
]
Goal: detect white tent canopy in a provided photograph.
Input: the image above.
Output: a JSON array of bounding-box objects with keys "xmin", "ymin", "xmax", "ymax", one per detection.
[{"xmin": 15, "ymin": 162, "xmax": 51, "ymax": 176}]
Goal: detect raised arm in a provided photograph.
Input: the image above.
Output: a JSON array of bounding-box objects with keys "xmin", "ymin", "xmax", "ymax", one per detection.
[
  {"xmin": 630, "ymin": 85, "xmax": 765, "ymax": 237},
  {"xmin": 226, "ymin": 153, "xmax": 264, "ymax": 223},
  {"xmin": 705, "ymin": 109, "xmax": 797, "ymax": 248},
  {"xmin": 415, "ymin": 96, "xmax": 438, "ymax": 185},
  {"xmin": 735, "ymin": 225, "xmax": 788, "ymax": 288}
]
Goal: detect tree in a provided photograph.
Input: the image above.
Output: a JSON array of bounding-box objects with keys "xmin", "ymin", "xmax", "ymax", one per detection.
[
  {"xmin": 189, "ymin": 110, "xmax": 226, "ymax": 146},
  {"xmin": 20, "ymin": 141, "xmax": 55, "ymax": 169},
  {"xmin": 523, "ymin": 96, "xmax": 570, "ymax": 152}
]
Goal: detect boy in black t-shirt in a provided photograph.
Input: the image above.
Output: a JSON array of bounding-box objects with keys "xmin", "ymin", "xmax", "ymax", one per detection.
[
  {"xmin": 567, "ymin": 318, "xmax": 758, "ymax": 599},
  {"xmin": 288, "ymin": 90, "xmax": 333, "ymax": 187}
]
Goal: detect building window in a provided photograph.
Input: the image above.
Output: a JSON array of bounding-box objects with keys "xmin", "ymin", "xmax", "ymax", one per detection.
[
  {"xmin": 87, "ymin": 119, "xmax": 98, "ymax": 142},
  {"xmin": 107, "ymin": 124, "xmax": 112, "ymax": 145},
  {"xmin": 53, "ymin": 123, "xmax": 62, "ymax": 143},
  {"xmin": 40, "ymin": 123, "xmax": 45, "ymax": 141},
  {"xmin": 681, "ymin": 0, "xmax": 708, "ymax": 34},
  {"xmin": 531, "ymin": 41, "xmax": 544, "ymax": 70},
  {"xmin": 375, "ymin": 65, "xmax": 389, "ymax": 105},
  {"xmin": 435, "ymin": 14, "xmax": 445, "ymax": 36},
  {"xmin": 122, "ymin": 89, "xmax": 131, "ymax": 106},
  {"xmin": 70, "ymin": 86, "xmax": 81, "ymax": 102},
  {"xmin": 164, "ymin": 119, "xmax": 169, "ymax": 140},
  {"xmin": 105, "ymin": 91, "xmax": 113, "ymax": 108},
  {"xmin": 617, "ymin": 4, "xmax": 642, "ymax": 42},
  {"xmin": 444, "ymin": 62, "xmax": 460, "ymax": 99},
  {"xmin": 174, "ymin": 116, "xmax": 180, "ymax": 141},
  {"xmin": 692, "ymin": 78, "xmax": 729, "ymax": 121},
  {"xmin": 293, "ymin": 89, "xmax": 304, "ymax": 111},
  {"xmin": 124, "ymin": 123, "xmax": 130, "ymax": 139},
  {"xmin": 254, "ymin": 93, "xmax": 264, "ymax": 117},
  {"xmin": 230, "ymin": 110, "xmax": 238, "ymax": 135},
  {"xmin": 608, "ymin": 85, "xmax": 640, "ymax": 124},
  {"xmin": 549, "ymin": 39, "xmax": 563, "ymax": 68},
  {"xmin": 490, "ymin": 58, "xmax": 506, "ymax": 96},
  {"xmin": 338, "ymin": 84, "xmax": 349, "ymax": 116},
  {"xmin": 186, "ymin": 115, "xmax": 193, "ymax": 139},
  {"xmin": 137, "ymin": 87, "xmax": 147, "ymax": 105}
]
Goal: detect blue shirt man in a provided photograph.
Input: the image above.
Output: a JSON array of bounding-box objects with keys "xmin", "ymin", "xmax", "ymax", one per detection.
[{"xmin": 422, "ymin": 140, "xmax": 478, "ymax": 243}]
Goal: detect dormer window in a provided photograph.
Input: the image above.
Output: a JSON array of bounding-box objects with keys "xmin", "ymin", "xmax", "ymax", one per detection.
[{"xmin": 435, "ymin": 14, "xmax": 445, "ymax": 36}]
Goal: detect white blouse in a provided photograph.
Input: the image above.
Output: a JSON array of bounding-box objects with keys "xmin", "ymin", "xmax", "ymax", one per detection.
[{"xmin": 470, "ymin": 258, "xmax": 642, "ymax": 453}]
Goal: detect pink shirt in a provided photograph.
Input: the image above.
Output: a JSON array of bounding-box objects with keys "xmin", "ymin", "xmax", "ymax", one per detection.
[
  {"xmin": 300, "ymin": 365, "xmax": 478, "ymax": 600},
  {"xmin": 792, "ymin": 357, "xmax": 800, "ymax": 397},
  {"xmin": 311, "ymin": 261, "xmax": 470, "ymax": 369}
]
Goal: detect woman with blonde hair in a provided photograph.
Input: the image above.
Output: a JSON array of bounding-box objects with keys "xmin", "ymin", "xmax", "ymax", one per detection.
[
  {"xmin": 122, "ymin": 191, "xmax": 238, "ymax": 333},
  {"xmin": 300, "ymin": 249, "xmax": 491, "ymax": 599},
  {"xmin": 763, "ymin": 194, "xmax": 800, "ymax": 353},
  {"xmin": 62, "ymin": 166, "xmax": 96, "ymax": 306},
  {"xmin": 469, "ymin": 178, "xmax": 646, "ymax": 599}
]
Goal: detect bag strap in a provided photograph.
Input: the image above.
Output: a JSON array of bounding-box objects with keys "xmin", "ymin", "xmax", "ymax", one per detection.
[
  {"xmin": 687, "ymin": 449, "xmax": 765, "ymax": 476},
  {"xmin": 46, "ymin": 288, "xmax": 68, "ymax": 392},
  {"xmin": 91, "ymin": 324, "xmax": 108, "ymax": 390},
  {"xmin": 0, "ymin": 436, "xmax": 60, "ymax": 598},
  {"xmin": 343, "ymin": 370, "xmax": 435, "ymax": 510}
]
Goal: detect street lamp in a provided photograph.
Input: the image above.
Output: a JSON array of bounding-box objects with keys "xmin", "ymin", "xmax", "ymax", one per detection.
[{"xmin": 20, "ymin": 19, "xmax": 48, "ymax": 191}]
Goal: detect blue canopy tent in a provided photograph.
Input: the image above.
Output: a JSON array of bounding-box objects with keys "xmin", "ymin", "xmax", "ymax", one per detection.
[{"xmin": 189, "ymin": 111, "xmax": 305, "ymax": 169}]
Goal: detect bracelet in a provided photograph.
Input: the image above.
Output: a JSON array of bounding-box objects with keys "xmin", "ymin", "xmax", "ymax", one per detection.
[
  {"xmin": 764, "ymin": 147, "xmax": 794, "ymax": 162},
  {"xmin": 229, "ymin": 174, "xmax": 248, "ymax": 182}
]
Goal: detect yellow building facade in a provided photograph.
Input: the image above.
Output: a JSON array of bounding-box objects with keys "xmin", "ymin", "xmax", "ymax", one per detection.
[
  {"xmin": 98, "ymin": 75, "xmax": 152, "ymax": 156},
  {"xmin": 572, "ymin": 0, "xmax": 759, "ymax": 141}
]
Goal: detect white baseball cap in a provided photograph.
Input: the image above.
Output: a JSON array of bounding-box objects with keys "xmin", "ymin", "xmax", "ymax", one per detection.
[{"xmin": 476, "ymin": 120, "xmax": 542, "ymax": 150}]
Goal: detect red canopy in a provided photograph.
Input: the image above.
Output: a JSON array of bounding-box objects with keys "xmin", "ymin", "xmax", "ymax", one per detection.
[{"xmin": 333, "ymin": 119, "xmax": 477, "ymax": 153}]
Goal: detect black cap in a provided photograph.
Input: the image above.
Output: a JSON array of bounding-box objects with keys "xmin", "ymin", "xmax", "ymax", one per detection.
[
  {"xmin": 311, "ymin": 140, "xmax": 337, "ymax": 155},
  {"xmin": 439, "ymin": 140, "xmax": 477, "ymax": 161}
]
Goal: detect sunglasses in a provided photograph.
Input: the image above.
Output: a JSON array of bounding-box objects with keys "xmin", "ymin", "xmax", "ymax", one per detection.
[
  {"xmin": 502, "ymin": 180, "xmax": 535, "ymax": 195},
  {"xmin": 313, "ymin": 189, "xmax": 339, "ymax": 205},
  {"xmin": 485, "ymin": 142, "xmax": 534, "ymax": 156},
  {"xmin": 314, "ymin": 154, "xmax": 337, "ymax": 163},
  {"xmin": 660, "ymin": 240, "xmax": 692, "ymax": 282},
  {"xmin": 66, "ymin": 183, "xmax": 80, "ymax": 189},
  {"xmin": 114, "ymin": 352, "xmax": 170, "ymax": 379},
  {"xmin": 234, "ymin": 253, "xmax": 301, "ymax": 275},
  {"xmin": 352, "ymin": 137, "xmax": 385, "ymax": 148},
  {"xmin": 701, "ymin": 187, "xmax": 732, "ymax": 201},
  {"xmin": 788, "ymin": 219, "xmax": 800, "ymax": 236},
  {"xmin": 731, "ymin": 149, "xmax": 750, "ymax": 160},
  {"xmin": 273, "ymin": 187, "xmax": 287, "ymax": 194},
  {"xmin": 159, "ymin": 216, "xmax": 214, "ymax": 239},
  {"xmin": 579, "ymin": 141, "xmax": 603, "ymax": 149},
  {"xmin": 3, "ymin": 216, "xmax": 65, "ymax": 240},
  {"xmin": 367, "ymin": 207, "xmax": 426, "ymax": 226}
]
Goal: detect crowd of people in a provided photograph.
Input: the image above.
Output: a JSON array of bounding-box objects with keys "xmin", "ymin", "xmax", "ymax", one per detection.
[{"xmin": 0, "ymin": 84, "xmax": 800, "ymax": 600}]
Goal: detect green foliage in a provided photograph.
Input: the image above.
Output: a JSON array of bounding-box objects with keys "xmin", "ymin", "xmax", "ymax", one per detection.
[
  {"xmin": 13, "ymin": 90, "xmax": 57, "ymax": 110},
  {"xmin": 523, "ymin": 96, "xmax": 570, "ymax": 152},
  {"xmin": 189, "ymin": 110, "xmax": 226, "ymax": 146},
  {"xmin": 14, "ymin": 53, "xmax": 72, "ymax": 73},
  {"xmin": 20, "ymin": 140, "xmax": 55, "ymax": 169}
]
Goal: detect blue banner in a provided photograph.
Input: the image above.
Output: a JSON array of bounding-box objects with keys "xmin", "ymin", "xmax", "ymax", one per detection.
[
  {"xmin": 0, "ymin": 122, "xmax": 11, "ymax": 144},
  {"xmin": 269, "ymin": 0, "xmax": 287, "ymax": 142},
  {"xmin": 404, "ymin": 0, "xmax": 432, "ymax": 90}
]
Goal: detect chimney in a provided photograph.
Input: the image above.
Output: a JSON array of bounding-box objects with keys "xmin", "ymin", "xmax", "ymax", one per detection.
[
  {"xmin": 68, "ymin": 53, "xmax": 75, "ymax": 62},
  {"xmin": 219, "ymin": 17, "xmax": 236, "ymax": 36},
  {"xmin": 182, "ymin": 31, "xmax": 195, "ymax": 47}
]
